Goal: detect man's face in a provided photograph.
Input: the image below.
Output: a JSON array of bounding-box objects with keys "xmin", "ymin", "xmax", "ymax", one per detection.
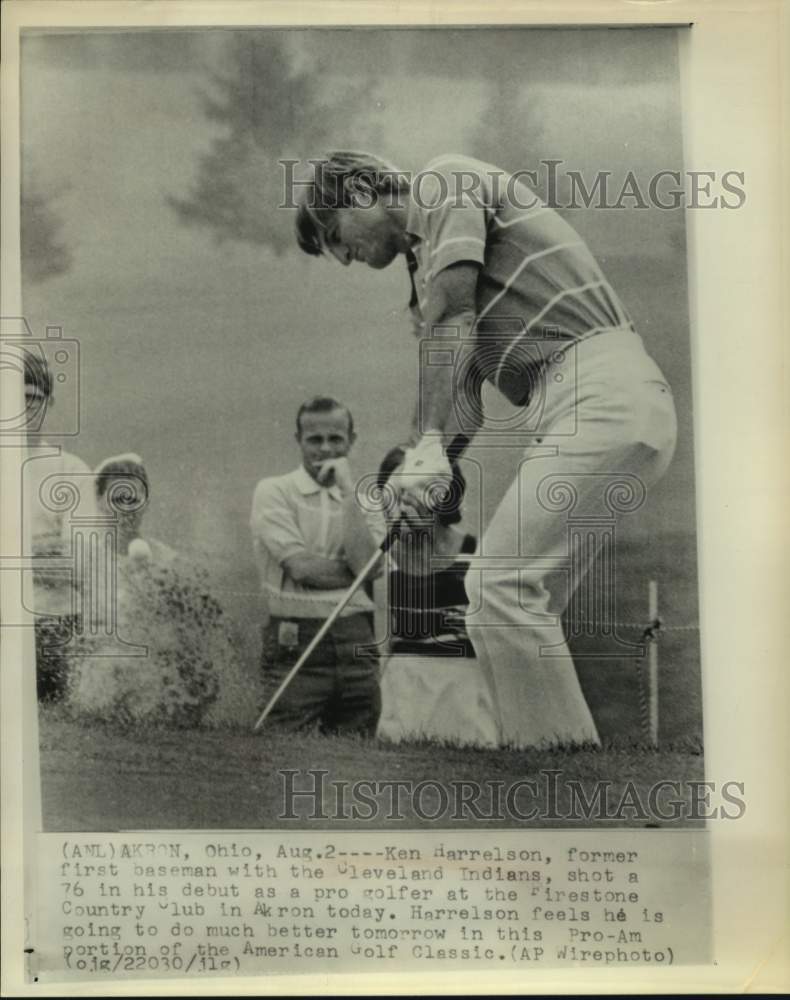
[
  {"xmin": 297, "ymin": 409, "xmax": 355, "ymax": 482},
  {"xmin": 322, "ymin": 204, "xmax": 400, "ymax": 270}
]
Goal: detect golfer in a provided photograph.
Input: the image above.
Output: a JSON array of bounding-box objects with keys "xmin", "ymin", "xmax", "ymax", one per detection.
[{"xmin": 294, "ymin": 152, "xmax": 678, "ymax": 749}]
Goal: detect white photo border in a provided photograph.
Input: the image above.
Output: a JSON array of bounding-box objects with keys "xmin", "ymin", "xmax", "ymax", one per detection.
[{"xmin": 1, "ymin": 0, "xmax": 788, "ymax": 995}]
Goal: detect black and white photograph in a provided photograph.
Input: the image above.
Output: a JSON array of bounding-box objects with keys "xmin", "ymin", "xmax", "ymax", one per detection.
[
  {"xmin": 19, "ymin": 22, "xmax": 705, "ymax": 829},
  {"xmin": 2, "ymin": 0, "xmax": 788, "ymax": 994}
]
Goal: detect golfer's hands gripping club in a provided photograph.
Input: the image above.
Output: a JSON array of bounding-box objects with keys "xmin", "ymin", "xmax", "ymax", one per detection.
[{"xmin": 399, "ymin": 435, "xmax": 453, "ymax": 513}]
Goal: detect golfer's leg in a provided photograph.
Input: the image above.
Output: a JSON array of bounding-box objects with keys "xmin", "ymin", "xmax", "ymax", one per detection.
[
  {"xmin": 467, "ymin": 330, "xmax": 679, "ymax": 749},
  {"xmin": 465, "ymin": 454, "xmax": 601, "ymax": 748},
  {"xmin": 466, "ymin": 425, "xmax": 677, "ymax": 749}
]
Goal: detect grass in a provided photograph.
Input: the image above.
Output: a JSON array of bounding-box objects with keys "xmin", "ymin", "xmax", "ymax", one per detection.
[
  {"xmin": 39, "ymin": 707, "xmax": 704, "ymax": 831},
  {"xmin": 37, "ymin": 532, "xmax": 704, "ymax": 831}
]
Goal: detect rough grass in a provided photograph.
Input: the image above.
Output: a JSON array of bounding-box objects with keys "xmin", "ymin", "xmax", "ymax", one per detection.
[
  {"xmin": 40, "ymin": 532, "xmax": 704, "ymax": 831},
  {"xmin": 39, "ymin": 706, "xmax": 704, "ymax": 832}
]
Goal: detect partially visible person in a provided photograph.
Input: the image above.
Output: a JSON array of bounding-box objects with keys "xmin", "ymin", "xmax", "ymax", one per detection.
[
  {"xmin": 250, "ymin": 396, "xmax": 384, "ymax": 736},
  {"xmin": 94, "ymin": 453, "xmax": 176, "ymax": 565},
  {"xmin": 67, "ymin": 454, "xmax": 234, "ymax": 727},
  {"xmin": 375, "ymin": 446, "xmax": 498, "ymax": 747},
  {"xmin": 22, "ymin": 351, "xmax": 96, "ymax": 702}
]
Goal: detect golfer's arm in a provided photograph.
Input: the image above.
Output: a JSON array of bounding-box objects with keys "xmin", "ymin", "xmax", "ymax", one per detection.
[
  {"xmin": 413, "ymin": 263, "xmax": 484, "ymax": 449},
  {"xmin": 283, "ymin": 553, "xmax": 354, "ymax": 589},
  {"xmin": 414, "ymin": 310, "xmax": 483, "ymax": 448}
]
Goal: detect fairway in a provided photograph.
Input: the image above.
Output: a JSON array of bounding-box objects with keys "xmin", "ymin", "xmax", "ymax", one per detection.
[{"xmin": 39, "ymin": 708, "xmax": 703, "ymax": 831}]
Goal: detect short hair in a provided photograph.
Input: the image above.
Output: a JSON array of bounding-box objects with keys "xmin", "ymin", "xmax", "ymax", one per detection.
[
  {"xmin": 377, "ymin": 445, "xmax": 466, "ymax": 528},
  {"xmin": 295, "ymin": 396, "xmax": 354, "ymax": 438},
  {"xmin": 295, "ymin": 151, "xmax": 408, "ymax": 257},
  {"xmin": 23, "ymin": 351, "xmax": 53, "ymax": 399},
  {"xmin": 95, "ymin": 453, "xmax": 149, "ymax": 506}
]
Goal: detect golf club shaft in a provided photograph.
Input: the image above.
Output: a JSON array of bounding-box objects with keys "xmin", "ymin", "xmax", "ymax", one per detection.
[{"xmin": 253, "ymin": 524, "xmax": 400, "ymax": 732}]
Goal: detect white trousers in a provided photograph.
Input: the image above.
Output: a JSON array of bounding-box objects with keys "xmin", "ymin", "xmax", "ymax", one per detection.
[
  {"xmin": 377, "ymin": 653, "xmax": 499, "ymax": 747},
  {"xmin": 464, "ymin": 329, "xmax": 678, "ymax": 749}
]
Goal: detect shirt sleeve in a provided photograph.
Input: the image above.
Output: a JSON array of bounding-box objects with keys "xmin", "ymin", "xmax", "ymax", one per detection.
[
  {"xmin": 250, "ymin": 480, "xmax": 308, "ymax": 565},
  {"xmin": 416, "ymin": 158, "xmax": 491, "ymax": 277}
]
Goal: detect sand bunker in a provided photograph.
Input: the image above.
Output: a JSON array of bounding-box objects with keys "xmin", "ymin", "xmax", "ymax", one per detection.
[{"xmin": 66, "ymin": 555, "xmax": 261, "ymax": 727}]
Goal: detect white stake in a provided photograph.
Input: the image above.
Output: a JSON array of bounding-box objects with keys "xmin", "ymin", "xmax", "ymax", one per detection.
[{"xmin": 648, "ymin": 579, "xmax": 659, "ymax": 747}]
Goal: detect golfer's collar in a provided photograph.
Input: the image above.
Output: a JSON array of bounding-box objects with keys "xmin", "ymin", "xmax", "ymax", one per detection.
[{"xmin": 294, "ymin": 465, "xmax": 342, "ymax": 500}]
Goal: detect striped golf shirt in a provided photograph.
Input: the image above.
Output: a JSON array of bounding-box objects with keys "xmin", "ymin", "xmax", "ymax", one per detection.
[{"xmin": 405, "ymin": 154, "xmax": 635, "ymax": 405}]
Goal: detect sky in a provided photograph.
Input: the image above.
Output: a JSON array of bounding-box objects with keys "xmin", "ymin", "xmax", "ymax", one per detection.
[{"xmin": 19, "ymin": 26, "xmax": 696, "ymax": 636}]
